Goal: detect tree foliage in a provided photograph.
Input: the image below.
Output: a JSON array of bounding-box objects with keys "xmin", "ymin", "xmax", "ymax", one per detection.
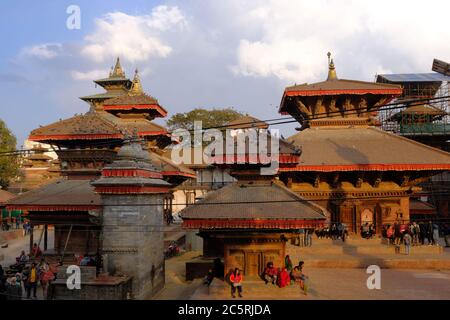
[
  {"xmin": 0, "ymin": 119, "xmax": 19, "ymax": 189},
  {"xmin": 166, "ymin": 108, "xmax": 245, "ymax": 131}
]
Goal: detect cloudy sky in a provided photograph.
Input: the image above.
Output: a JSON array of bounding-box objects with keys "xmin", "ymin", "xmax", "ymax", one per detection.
[{"xmin": 0, "ymin": 0, "xmax": 449, "ymax": 145}]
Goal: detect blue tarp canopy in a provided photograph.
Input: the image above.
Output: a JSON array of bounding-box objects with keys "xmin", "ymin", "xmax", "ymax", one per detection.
[{"xmin": 377, "ymin": 72, "xmax": 450, "ymax": 83}]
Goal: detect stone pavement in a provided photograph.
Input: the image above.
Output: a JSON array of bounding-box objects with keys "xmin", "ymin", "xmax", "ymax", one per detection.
[
  {"xmin": 153, "ymin": 250, "xmax": 204, "ymax": 300},
  {"xmin": 190, "ymin": 269, "xmax": 450, "ymax": 300}
]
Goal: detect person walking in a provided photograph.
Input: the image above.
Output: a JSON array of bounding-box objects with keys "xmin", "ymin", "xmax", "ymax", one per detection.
[
  {"xmin": 229, "ymin": 268, "xmax": 243, "ymax": 298},
  {"xmin": 412, "ymin": 222, "xmax": 420, "ymax": 246},
  {"xmin": 26, "ymin": 263, "xmax": 38, "ymax": 299},
  {"xmin": 15, "ymin": 215, "xmax": 20, "ymax": 230},
  {"xmin": 443, "ymin": 224, "xmax": 450, "ymax": 247},
  {"xmin": 418, "ymin": 222, "xmax": 426, "ymax": 245},
  {"xmin": 427, "ymin": 221, "xmax": 434, "ymax": 245},
  {"xmin": 403, "ymin": 232, "xmax": 412, "ymax": 255},
  {"xmin": 305, "ymin": 229, "xmax": 312, "ymax": 247},
  {"xmin": 432, "ymin": 223, "xmax": 440, "ymax": 246}
]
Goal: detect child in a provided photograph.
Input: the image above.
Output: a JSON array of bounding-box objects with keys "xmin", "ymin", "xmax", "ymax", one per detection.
[{"xmin": 403, "ymin": 232, "xmax": 412, "ymax": 255}]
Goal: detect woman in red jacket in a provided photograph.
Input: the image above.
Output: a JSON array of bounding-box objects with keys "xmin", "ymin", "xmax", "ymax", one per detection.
[{"xmin": 229, "ymin": 268, "xmax": 243, "ymax": 298}]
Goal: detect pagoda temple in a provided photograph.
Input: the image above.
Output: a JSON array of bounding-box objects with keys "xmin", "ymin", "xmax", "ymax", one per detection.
[
  {"xmin": 181, "ymin": 128, "xmax": 327, "ymax": 278},
  {"xmin": 277, "ymin": 54, "xmax": 450, "ymax": 234},
  {"xmin": 6, "ymin": 58, "xmax": 194, "ymax": 298}
]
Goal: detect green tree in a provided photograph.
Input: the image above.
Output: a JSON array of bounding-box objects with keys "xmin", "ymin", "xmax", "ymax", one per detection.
[
  {"xmin": 166, "ymin": 108, "xmax": 245, "ymax": 131},
  {"xmin": 0, "ymin": 119, "xmax": 19, "ymax": 189}
]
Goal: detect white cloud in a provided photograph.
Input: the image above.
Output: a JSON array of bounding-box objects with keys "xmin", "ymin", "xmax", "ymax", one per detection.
[
  {"xmin": 231, "ymin": 0, "xmax": 450, "ymax": 83},
  {"xmin": 21, "ymin": 43, "xmax": 62, "ymax": 60},
  {"xmin": 81, "ymin": 6, "xmax": 186, "ymax": 63},
  {"xmin": 70, "ymin": 69, "xmax": 108, "ymax": 81}
]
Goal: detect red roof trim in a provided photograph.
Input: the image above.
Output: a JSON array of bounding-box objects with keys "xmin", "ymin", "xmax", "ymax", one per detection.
[
  {"xmin": 284, "ymin": 89, "xmax": 402, "ymax": 97},
  {"xmin": 162, "ymin": 171, "xmax": 196, "ymax": 178},
  {"xmin": 182, "ymin": 219, "xmax": 325, "ymax": 229},
  {"xmin": 138, "ymin": 131, "xmax": 169, "ymax": 137},
  {"xmin": 208, "ymin": 154, "xmax": 300, "ymax": 164},
  {"xmin": 278, "ymin": 164, "xmax": 450, "ymax": 172},
  {"xmin": 94, "ymin": 186, "xmax": 170, "ymax": 194},
  {"xmin": 103, "ymin": 104, "xmax": 168, "ymax": 117},
  {"xmin": 102, "ymin": 168, "xmax": 163, "ymax": 179},
  {"xmin": 6, "ymin": 205, "xmax": 101, "ymax": 212},
  {"xmin": 29, "ymin": 134, "xmax": 123, "ymax": 141}
]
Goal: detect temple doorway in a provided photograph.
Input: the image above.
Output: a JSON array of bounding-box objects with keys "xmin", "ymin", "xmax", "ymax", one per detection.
[
  {"xmin": 224, "ymin": 240, "xmax": 285, "ymax": 278},
  {"xmin": 361, "ymin": 208, "xmax": 374, "ymax": 225}
]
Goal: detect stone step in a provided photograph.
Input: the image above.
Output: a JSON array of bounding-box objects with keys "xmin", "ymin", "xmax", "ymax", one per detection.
[
  {"xmin": 207, "ymin": 280, "xmax": 304, "ymax": 296},
  {"xmin": 287, "ymin": 244, "xmax": 444, "ymax": 255}
]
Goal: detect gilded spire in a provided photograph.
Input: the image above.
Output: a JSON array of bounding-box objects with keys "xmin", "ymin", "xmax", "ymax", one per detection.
[
  {"xmin": 129, "ymin": 69, "xmax": 144, "ymax": 96},
  {"xmin": 111, "ymin": 57, "xmax": 126, "ymax": 78},
  {"xmin": 327, "ymin": 52, "xmax": 338, "ymax": 81}
]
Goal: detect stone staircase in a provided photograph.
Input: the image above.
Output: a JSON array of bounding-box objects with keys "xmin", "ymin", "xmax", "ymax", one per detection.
[
  {"xmin": 286, "ymin": 236, "xmax": 450, "ymax": 269},
  {"xmin": 191, "ymin": 278, "xmax": 307, "ymax": 300},
  {"xmin": 163, "ymin": 223, "xmax": 186, "ymax": 249}
]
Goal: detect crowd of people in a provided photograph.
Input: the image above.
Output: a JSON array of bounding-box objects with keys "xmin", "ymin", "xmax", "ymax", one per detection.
[
  {"xmin": 382, "ymin": 221, "xmax": 447, "ymax": 246},
  {"xmin": 315, "ymin": 223, "xmax": 348, "ymax": 241},
  {"xmin": 262, "ymin": 256, "xmax": 308, "ymax": 294},
  {"xmin": 0, "ymin": 256, "xmax": 55, "ymax": 300},
  {"xmin": 0, "ymin": 217, "xmax": 32, "ymax": 235},
  {"xmin": 0, "ymin": 241, "xmax": 102, "ymax": 300},
  {"xmin": 222, "ymin": 255, "xmax": 309, "ymax": 298},
  {"xmin": 382, "ymin": 221, "xmax": 450, "ymax": 254}
]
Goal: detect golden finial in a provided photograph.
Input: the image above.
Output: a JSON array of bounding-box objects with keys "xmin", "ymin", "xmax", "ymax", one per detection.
[
  {"xmin": 129, "ymin": 68, "xmax": 144, "ymax": 96},
  {"xmin": 111, "ymin": 57, "xmax": 126, "ymax": 78},
  {"xmin": 327, "ymin": 52, "xmax": 338, "ymax": 81}
]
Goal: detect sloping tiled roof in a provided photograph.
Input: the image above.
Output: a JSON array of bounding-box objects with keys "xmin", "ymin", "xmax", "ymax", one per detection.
[
  {"xmin": 103, "ymin": 94, "xmax": 168, "ymax": 118},
  {"xmin": 227, "ymin": 116, "xmax": 269, "ymax": 129},
  {"xmin": 29, "ymin": 112, "xmax": 123, "ymax": 141},
  {"xmin": 79, "ymin": 92, "xmax": 123, "ymax": 101},
  {"xmin": 283, "ymin": 126, "xmax": 450, "ymax": 171},
  {"xmin": 150, "ymin": 152, "xmax": 196, "ymax": 178},
  {"xmin": 410, "ymin": 199, "xmax": 436, "ymax": 214},
  {"xmin": 104, "ymin": 94, "xmax": 159, "ymax": 106},
  {"xmin": 116, "ymin": 118, "xmax": 168, "ymax": 136},
  {"xmin": 28, "ymin": 111, "xmax": 170, "ymax": 142},
  {"xmin": 0, "ymin": 189, "xmax": 16, "ymax": 204},
  {"xmin": 285, "ymin": 79, "xmax": 402, "ymax": 96},
  {"xmin": 180, "ymin": 182, "xmax": 326, "ymax": 221},
  {"xmin": 6, "ymin": 179, "xmax": 101, "ymax": 211}
]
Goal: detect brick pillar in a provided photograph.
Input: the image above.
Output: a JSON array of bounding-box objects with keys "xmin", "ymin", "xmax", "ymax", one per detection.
[{"xmin": 92, "ymin": 140, "xmax": 171, "ymax": 299}]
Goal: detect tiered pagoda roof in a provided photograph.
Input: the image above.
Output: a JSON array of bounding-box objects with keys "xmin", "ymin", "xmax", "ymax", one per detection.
[
  {"xmin": 103, "ymin": 70, "xmax": 168, "ymax": 118},
  {"xmin": 282, "ymin": 126, "xmax": 450, "ymax": 172},
  {"xmin": 181, "ymin": 181, "xmax": 326, "ymax": 230},
  {"xmin": 29, "ymin": 111, "xmax": 123, "ymax": 142},
  {"xmin": 278, "ymin": 54, "xmax": 450, "ymax": 173},
  {"xmin": 80, "ymin": 57, "xmax": 132, "ymax": 103},
  {"xmin": 388, "ymin": 104, "xmax": 448, "ymax": 122}
]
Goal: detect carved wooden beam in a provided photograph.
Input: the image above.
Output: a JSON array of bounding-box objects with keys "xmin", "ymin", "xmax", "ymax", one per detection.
[
  {"xmin": 332, "ymin": 173, "xmax": 340, "ymax": 188},
  {"xmin": 355, "ymin": 173, "xmax": 364, "ymax": 188},
  {"xmin": 401, "ymin": 175, "xmax": 410, "ymax": 187},
  {"xmin": 296, "ymin": 99, "xmax": 312, "ymax": 118},
  {"xmin": 328, "ymin": 98, "xmax": 339, "ymax": 117},
  {"xmin": 373, "ymin": 172, "xmax": 383, "ymax": 188},
  {"xmin": 314, "ymin": 174, "xmax": 320, "ymax": 188},
  {"xmin": 357, "ymin": 97, "xmax": 368, "ymax": 117},
  {"xmin": 314, "ymin": 98, "xmax": 326, "ymax": 116}
]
